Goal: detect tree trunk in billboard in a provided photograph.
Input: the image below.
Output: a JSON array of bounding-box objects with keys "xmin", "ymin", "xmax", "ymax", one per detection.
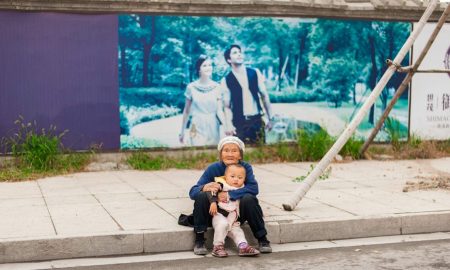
[
  {"xmin": 142, "ymin": 16, "xmax": 156, "ymax": 87},
  {"xmin": 282, "ymin": 0, "xmax": 439, "ymax": 211},
  {"xmin": 119, "ymin": 45, "xmax": 129, "ymax": 87},
  {"xmin": 368, "ymin": 34, "xmax": 377, "ymax": 125}
]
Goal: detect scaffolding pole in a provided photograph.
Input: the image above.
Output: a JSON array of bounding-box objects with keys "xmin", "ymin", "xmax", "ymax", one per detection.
[{"xmin": 282, "ymin": 0, "xmax": 440, "ymax": 211}]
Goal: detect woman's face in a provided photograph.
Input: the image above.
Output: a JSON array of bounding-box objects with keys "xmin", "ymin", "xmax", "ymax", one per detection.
[
  {"xmin": 199, "ymin": 59, "xmax": 213, "ymax": 78},
  {"xmin": 220, "ymin": 143, "xmax": 241, "ymax": 166}
]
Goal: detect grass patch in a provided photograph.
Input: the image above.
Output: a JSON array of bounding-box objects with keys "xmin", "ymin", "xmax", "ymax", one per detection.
[
  {"xmin": 127, "ymin": 151, "xmax": 218, "ymax": 171},
  {"xmin": 340, "ymin": 136, "xmax": 364, "ymax": 159},
  {"xmin": 0, "ymin": 117, "xmax": 92, "ymax": 182},
  {"xmin": 297, "ymin": 129, "xmax": 335, "ymax": 161},
  {"xmin": 365, "ymin": 138, "xmax": 450, "ymax": 160},
  {"xmin": 0, "ymin": 153, "xmax": 91, "ymax": 182},
  {"xmin": 293, "ymin": 164, "xmax": 332, "ymax": 182},
  {"xmin": 126, "ymin": 127, "xmax": 370, "ymax": 171}
]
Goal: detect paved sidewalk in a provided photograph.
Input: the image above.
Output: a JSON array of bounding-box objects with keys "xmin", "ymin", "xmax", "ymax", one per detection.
[{"xmin": 0, "ymin": 158, "xmax": 450, "ymax": 263}]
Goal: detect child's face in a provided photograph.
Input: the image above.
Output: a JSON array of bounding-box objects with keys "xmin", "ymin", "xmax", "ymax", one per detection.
[{"xmin": 225, "ymin": 166, "xmax": 246, "ymax": 187}]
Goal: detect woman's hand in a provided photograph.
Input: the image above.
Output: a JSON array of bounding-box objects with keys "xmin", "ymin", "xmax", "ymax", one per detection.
[
  {"xmin": 202, "ymin": 182, "xmax": 221, "ymax": 193},
  {"xmin": 265, "ymin": 118, "xmax": 273, "ymax": 131},
  {"xmin": 209, "ymin": 202, "xmax": 218, "ymax": 216},
  {"xmin": 179, "ymin": 133, "xmax": 184, "ymax": 144},
  {"xmin": 218, "ymin": 191, "xmax": 228, "ymax": 203}
]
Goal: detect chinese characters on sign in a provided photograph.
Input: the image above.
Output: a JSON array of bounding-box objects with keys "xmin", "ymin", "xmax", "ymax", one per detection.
[
  {"xmin": 426, "ymin": 93, "xmax": 450, "ymax": 112},
  {"xmin": 424, "ymin": 93, "xmax": 450, "ymax": 130}
]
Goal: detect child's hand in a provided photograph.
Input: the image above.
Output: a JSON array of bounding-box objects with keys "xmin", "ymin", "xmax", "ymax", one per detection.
[
  {"xmin": 218, "ymin": 191, "xmax": 228, "ymax": 203},
  {"xmin": 209, "ymin": 202, "xmax": 218, "ymax": 216}
]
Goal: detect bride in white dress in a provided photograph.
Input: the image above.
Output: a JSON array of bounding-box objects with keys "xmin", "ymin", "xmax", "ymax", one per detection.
[{"xmin": 179, "ymin": 56, "xmax": 226, "ymax": 146}]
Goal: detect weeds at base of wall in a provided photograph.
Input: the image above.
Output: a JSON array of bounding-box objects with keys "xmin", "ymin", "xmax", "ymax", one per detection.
[
  {"xmin": 126, "ymin": 151, "xmax": 218, "ymax": 171},
  {"xmin": 126, "ymin": 128, "xmax": 366, "ymax": 171},
  {"xmin": 0, "ymin": 117, "xmax": 92, "ymax": 182},
  {"xmin": 1, "ymin": 118, "xmax": 449, "ymax": 181},
  {"xmin": 293, "ymin": 164, "xmax": 332, "ymax": 182}
]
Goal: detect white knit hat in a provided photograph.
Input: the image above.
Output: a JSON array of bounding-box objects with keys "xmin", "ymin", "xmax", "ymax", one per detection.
[{"xmin": 217, "ymin": 136, "xmax": 245, "ymax": 152}]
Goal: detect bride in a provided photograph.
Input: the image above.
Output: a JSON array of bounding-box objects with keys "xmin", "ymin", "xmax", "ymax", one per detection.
[{"xmin": 179, "ymin": 56, "xmax": 225, "ymax": 146}]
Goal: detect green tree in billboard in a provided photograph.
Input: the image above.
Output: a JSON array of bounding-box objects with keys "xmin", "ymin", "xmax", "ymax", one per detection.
[
  {"xmin": 353, "ymin": 21, "xmax": 410, "ymax": 125},
  {"xmin": 307, "ymin": 19, "xmax": 361, "ymax": 107}
]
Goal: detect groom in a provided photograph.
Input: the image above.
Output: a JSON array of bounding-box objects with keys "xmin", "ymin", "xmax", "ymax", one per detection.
[{"xmin": 221, "ymin": 44, "xmax": 273, "ymax": 144}]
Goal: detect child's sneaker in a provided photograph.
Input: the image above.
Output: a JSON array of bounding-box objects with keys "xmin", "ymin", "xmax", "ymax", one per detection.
[
  {"xmin": 212, "ymin": 245, "xmax": 228, "ymax": 258},
  {"xmin": 238, "ymin": 244, "xmax": 260, "ymax": 257}
]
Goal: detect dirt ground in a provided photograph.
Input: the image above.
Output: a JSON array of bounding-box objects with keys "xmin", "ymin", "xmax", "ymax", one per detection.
[{"xmin": 403, "ymin": 175, "xmax": 450, "ymax": 192}]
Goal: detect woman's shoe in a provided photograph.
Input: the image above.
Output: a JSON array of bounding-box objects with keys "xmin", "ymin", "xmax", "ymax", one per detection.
[
  {"xmin": 193, "ymin": 240, "xmax": 207, "ymax": 255},
  {"xmin": 258, "ymin": 240, "xmax": 272, "ymax": 253}
]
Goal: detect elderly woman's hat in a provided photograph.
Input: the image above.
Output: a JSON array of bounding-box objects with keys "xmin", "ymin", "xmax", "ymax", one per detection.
[{"xmin": 217, "ymin": 136, "xmax": 245, "ymax": 152}]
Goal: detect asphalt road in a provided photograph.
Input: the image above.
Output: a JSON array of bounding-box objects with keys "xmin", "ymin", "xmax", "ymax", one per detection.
[{"xmin": 65, "ymin": 239, "xmax": 450, "ymax": 270}]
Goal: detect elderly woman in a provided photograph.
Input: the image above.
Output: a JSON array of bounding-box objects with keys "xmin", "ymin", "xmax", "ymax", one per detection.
[{"xmin": 189, "ymin": 136, "xmax": 272, "ymax": 255}]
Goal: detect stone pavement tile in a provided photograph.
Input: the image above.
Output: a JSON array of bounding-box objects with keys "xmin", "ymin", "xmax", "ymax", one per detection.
[
  {"xmin": 406, "ymin": 190, "xmax": 450, "ymax": 207},
  {"xmin": 259, "ymin": 182, "xmax": 303, "ymax": 194},
  {"xmin": 259, "ymin": 200, "xmax": 298, "ymax": 217},
  {"xmin": 165, "ymin": 178, "xmax": 200, "ymax": 190},
  {"xmin": 95, "ymin": 193, "xmax": 179, "ymax": 231},
  {"xmin": 260, "ymin": 195, "xmax": 355, "ymax": 220},
  {"xmin": 0, "ymin": 199, "xmax": 55, "ymax": 239},
  {"xmin": 45, "ymin": 194, "xmax": 98, "ymax": 205},
  {"xmin": 72, "ymin": 171, "xmax": 121, "ymax": 180},
  {"xmin": 305, "ymin": 189, "xmax": 404, "ymax": 215},
  {"xmin": 118, "ymin": 176, "xmax": 181, "ymax": 193},
  {"xmin": 118, "ymin": 172, "xmax": 191, "ymax": 199},
  {"xmin": 252, "ymin": 167, "xmax": 296, "ymax": 183},
  {"xmin": 38, "ymin": 177, "xmax": 89, "ymax": 197},
  {"xmin": 77, "ymin": 177, "xmax": 137, "ymax": 194},
  {"xmin": 254, "ymin": 163, "xmax": 311, "ymax": 178},
  {"xmin": 295, "ymin": 199, "xmax": 356, "ymax": 220},
  {"xmin": 361, "ymin": 178, "xmax": 409, "ymax": 192},
  {"xmin": 0, "ymin": 196, "xmax": 45, "ymax": 208},
  {"xmin": 0, "ymin": 181, "xmax": 41, "ymax": 199},
  {"xmin": 152, "ymin": 169, "xmax": 204, "ymax": 190},
  {"xmin": 429, "ymin": 157, "xmax": 450, "ymax": 174},
  {"xmin": 111, "ymin": 170, "xmax": 156, "ymax": 181},
  {"xmin": 143, "ymin": 189, "xmax": 188, "ymax": 200},
  {"xmin": 340, "ymin": 188, "xmax": 450, "ymax": 213},
  {"xmin": 152, "ymin": 197, "xmax": 194, "ymax": 218},
  {"xmin": 46, "ymin": 195, "xmax": 121, "ymax": 235},
  {"xmin": 313, "ymin": 179, "xmax": 372, "ymax": 190},
  {"xmin": 330, "ymin": 160, "xmax": 422, "ymax": 181},
  {"xmin": 153, "ymin": 169, "xmax": 203, "ymax": 182},
  {"xmin": 251, "ymin": 169, "xmax": 302, "ymax": 194}
]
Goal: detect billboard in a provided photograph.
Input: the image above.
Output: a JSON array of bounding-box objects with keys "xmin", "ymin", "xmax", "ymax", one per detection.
[
  {"xmin": 0, "ymin": 12, "xmax": 412, "ymax": 151},
  {"xmin": 119, "ymin": 16, "xmax": 411, "ymax": 149},
  {"xmin": 410, "ymin": 23, "xmax": 450, "ymax": 140}
]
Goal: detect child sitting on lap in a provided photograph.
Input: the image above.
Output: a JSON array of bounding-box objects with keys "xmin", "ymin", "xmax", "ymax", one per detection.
[{"xmin": 208, "ymin": 164, "xmax": 260, "ymax": 258}]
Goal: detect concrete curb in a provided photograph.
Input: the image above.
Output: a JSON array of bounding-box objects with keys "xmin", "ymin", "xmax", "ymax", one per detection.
[
  {"xmin": 2, "ymin": 211, "xmax": 450, "ymax": 263},
  {"xmin": 3, "ymin": 232, "xmax": 450, "ymax": 270}
]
